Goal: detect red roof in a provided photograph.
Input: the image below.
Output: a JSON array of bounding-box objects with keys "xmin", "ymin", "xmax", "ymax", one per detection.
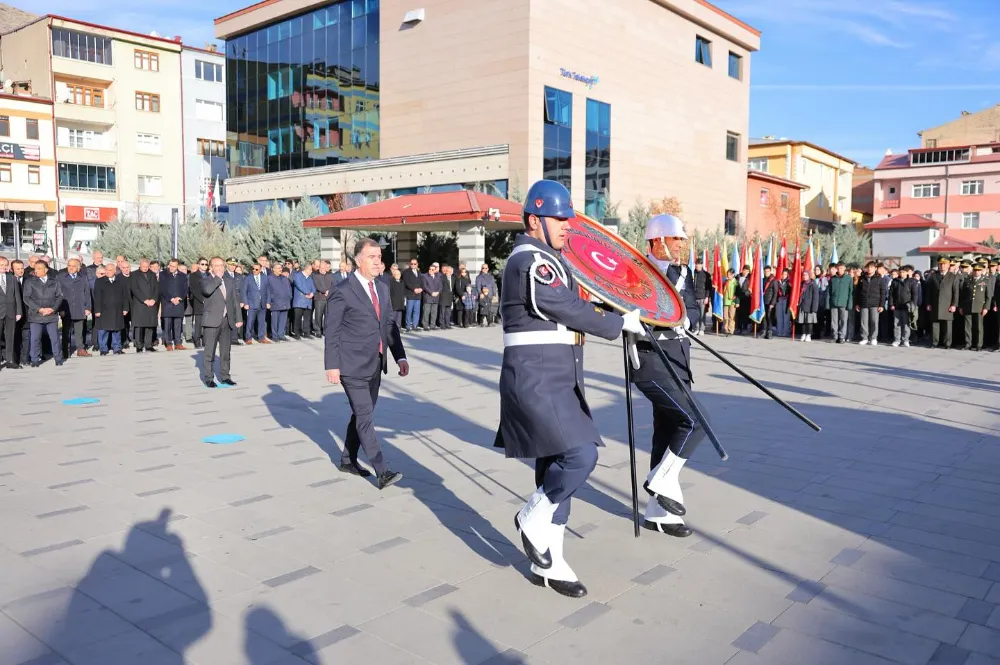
[
  {"xmin": 874, "ymin": 154, "xmax": 911, "ymax": 170},
  {"xmin": 916, "ymin": 234, "xmax": 998, "ymax": 255},
  {"xmin": 303, "ymin": 190, "xmax": 524, "ymax": 229},
  {"xmin": 864, "ymin": 214, "xmax": 946, "ymax": 231},
  {"xmin": 747, "ymin": 170, "xmax": 808, "ymax": 190}
]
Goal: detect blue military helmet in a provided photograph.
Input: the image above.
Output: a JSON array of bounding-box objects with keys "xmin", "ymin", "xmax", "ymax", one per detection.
[{"xmin": 523, "ymin": 180, "xmax": 575, "ymax": 220}]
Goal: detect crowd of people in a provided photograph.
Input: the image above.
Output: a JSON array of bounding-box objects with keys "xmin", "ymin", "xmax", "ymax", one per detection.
[
  {"xmin": 694, "ymin": 255, "xmax": 1000, "ymax": 350},
  {"xmin": 0, "ymin": 249, "xmax": 509, "ymax": 370}
]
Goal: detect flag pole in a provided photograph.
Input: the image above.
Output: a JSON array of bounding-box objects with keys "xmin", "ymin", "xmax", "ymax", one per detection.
[
  {"xmin": 621, "ymin": 339, "xmax": 641, "ymax": 538},
  {"xmin": 686, "ymin": 332, "xmax": 821, "ymax": 432}
]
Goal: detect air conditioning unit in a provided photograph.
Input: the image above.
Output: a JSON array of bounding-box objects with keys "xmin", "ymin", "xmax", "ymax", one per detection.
[{"xmin": 487, "ymin": 207, "xmax": 500, "ymax": 222}]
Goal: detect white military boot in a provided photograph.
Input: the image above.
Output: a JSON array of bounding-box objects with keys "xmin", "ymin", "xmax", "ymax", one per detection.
[
  {"xmin": 529, "ymin": 524, "xmax": 587, "ymax": 598},
  {"xmin": 643, "ymin": 451, "xmax": 687, "ymax": 516},
  {"xmin": 514, "ymin": 488, "xmax": 558, "ymax": 569},
  {"xmin": 642, "ymin": 496, "xmax": 693, "ymax": 538}
]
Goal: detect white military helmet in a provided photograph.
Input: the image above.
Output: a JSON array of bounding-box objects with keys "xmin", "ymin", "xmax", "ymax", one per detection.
[{"xmin": 645, "ymin": 213, "xmax": 687, "ymax": 241}]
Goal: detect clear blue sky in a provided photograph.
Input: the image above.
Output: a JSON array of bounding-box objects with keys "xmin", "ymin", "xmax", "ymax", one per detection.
[
  {"xmin": 33, "ymin": 0, "xmax": 1000, "ymax": 169},
  {"xmin": 714, "ymin": 0, "xmax": 1000, "ymax": 167}
]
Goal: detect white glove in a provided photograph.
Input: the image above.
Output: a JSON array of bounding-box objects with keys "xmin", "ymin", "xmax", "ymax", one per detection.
[
  {"xmin": 625, "ymin": 332, "xmax": 641, "ymax": 370},
  {"xmin": 682, "ymin": 316, "xmax": 691, "ymax": 330},
  {"xmin": 621, "ymin": 308, "xmax": 646, "ymax": 336}
]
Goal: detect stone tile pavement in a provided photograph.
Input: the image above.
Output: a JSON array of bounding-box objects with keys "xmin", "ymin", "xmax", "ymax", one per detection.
[{"xmin": 1, "ymin": 327, "xmax": 999, "ymax": 664}]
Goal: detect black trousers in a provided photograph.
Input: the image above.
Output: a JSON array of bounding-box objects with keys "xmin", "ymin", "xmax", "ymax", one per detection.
[
  {"xmin": 633, "ymin": 347, "xmax": 706, "ymax": 467},
  {"xmin": 163, "ymin": 317, "xmax": 183, "ymax": 345},
  {"xmin": 192, "ymin": 314, "xmax": 204, "ymax": 346},
  {"xmin": 291, "ymin": 308, "xmax": 312, "ymax": 336},
  {"xmin": 534, "ymin": 443, "xmax": 599, "ymax": 525},
  {"xmin": 0, "ymin": 314, "xmax": 15, "ymax": 364},
  {"xmin": 134, "ymin": 327, "xmax": 154, "ymax": 350},
  {"xmin": 313, "ymin": 298, "xmax": 327, "ymax": 334},
  {"xmin": 461, "ymin": 309, "xmax": 475, "ymax": 327},
  {"xmin": 61, "ymin": 318, "xmax": 88, "ymax": 356},
  {"xmin": 341, "ymin": 365, "xmax": 388, "ymax": 475},
  {"xmin": 201, "ymin": 317, "xmax": 232, "ymax": 382},
  {"xmin": 439, "ymin": 304, "xmax": 453, "ymax": 328},
  {"xmin": 16, "ymin": 317, "xmax": 29, "ymax": 363},
  {"xmin": 762, "ymin": 306, "xmax": 774, "ymax": 337}
]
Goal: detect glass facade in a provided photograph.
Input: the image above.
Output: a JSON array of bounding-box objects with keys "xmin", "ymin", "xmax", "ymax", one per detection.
[
  {"xmin": 58, "ymin": 163, "xmax": 117, "ymax": 192},
  {"xmin": 585, "ymin": 98, "xmax": 610, "ymax": 219},
  {"xmin": 543, "ymin": 86, "xmax": 572, "ymax": 194},
  {"xmin": 225, "ymin": 0, "xmax": 380, "ymax": 176},
  {"xmin": 52, "ymin": 28, "xmax": 113, "ymax": 65}
]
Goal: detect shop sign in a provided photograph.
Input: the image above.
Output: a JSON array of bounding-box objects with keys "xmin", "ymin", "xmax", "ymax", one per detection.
[
  {"xmin": 0, "ymin": 141, "xmax": 40, "ymax": 161},
  {"xmin": 64, "ymin": 205, "xmax": 118, "ymax": 223},
  {"xmin": 560, "ymin": 68, "xmax": 599, "ymax": 89}
]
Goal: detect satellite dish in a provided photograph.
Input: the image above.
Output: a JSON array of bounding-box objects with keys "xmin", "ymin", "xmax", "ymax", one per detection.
[
  {"xmin": 3, "ymin": 80, "xmax": 12, "ymax": 91},
  {"xmin": 150, "ymin": 30, "xmax": 161, "ymax": 37}
]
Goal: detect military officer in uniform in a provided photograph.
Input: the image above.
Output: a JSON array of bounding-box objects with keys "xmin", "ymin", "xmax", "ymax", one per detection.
[
  {"xmin": 926, "ymin": 257, "xmax": 959, "ymax": 348},
  {"xmin": 961, "ymin": 262, "xmax": 992, "ymax": 351},
  {"xmin": 626, "ymin": 214, "xmax": 706, "ymax": 537},
  {"xmin": 496, "ymin": 179, "xmax": 645, "ymax": 599}
]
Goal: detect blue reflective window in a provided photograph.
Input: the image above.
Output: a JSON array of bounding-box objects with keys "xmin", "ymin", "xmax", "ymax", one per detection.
[
  {"xmin": 585, "ymin": 98, "xmax": 610, "ymax": 219},
  {"xmin": 224, "ymin": 0, "xmax": 380, "ymax": 174},
  {"xmin": 543, "ymin": 86, "xmax": 572, "ymax": 195}
]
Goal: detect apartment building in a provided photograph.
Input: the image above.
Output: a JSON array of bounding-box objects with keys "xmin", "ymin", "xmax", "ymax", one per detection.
[
  {"xmin": 216, "ymin": 0, "xmax": 760, "ymax": 259},
  {"xmin": 919, "ymin": 104, "xmax": 1000, "ymax": 149},
  {"xmin": 0, "ymin": 92, "xmax": 56, "ymax": 253},
  {"xmin": 0, "ymin": 15, "xmax": 185, "ymax": 255},
  {"xmin": 747, "ymin": 138, "xmax": 856, "ymax": 231},
  {"xmin": 182, "ymin": 44, "xmax": 227, "ymax": 220}
]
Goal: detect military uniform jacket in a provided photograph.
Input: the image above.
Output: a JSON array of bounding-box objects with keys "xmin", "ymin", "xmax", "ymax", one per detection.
[
  {"xmin": 926, "ymin": 272, "xmax": 960, "ymax": 320},
  {"xmin": 961, "ymin": 276, "xmax": 991, "ymax": 313},
  {"xmin": 494, "ymin": 234, "xmax": 623, "ymax": 459},
  {"xmin": 632, "ymin": 261, "xmax": 693, "ymax": 385}
]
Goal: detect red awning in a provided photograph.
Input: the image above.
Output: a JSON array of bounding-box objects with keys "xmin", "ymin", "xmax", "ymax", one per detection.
[
  {"xmin": 303, "ymin": 190, "xmax": 524, "ymax": 231},
  {"xmin": 864, "ymin": 214, "xmax": 946, "ymax": 231},
  {"xmin": 916, "ymin": 234, "xmax": 998, "ymax": 255}
]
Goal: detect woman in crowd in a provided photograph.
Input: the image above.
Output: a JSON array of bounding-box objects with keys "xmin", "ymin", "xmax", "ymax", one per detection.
[{"xmin": 797, "ymin": 268, "xmax": 820, "ymax": 342}]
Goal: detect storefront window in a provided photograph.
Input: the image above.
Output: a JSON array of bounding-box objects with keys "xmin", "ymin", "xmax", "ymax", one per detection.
[
  {"xmin": 585, "ymin": 98, "xmax": 610, "ymax": 219},
  {"xmin": 543, "ymin": 86, "xmax": 572, "ymax": 195},
  {"xmin": 225, "ymin": 0, "xmax": 380, "ymax": 176}
]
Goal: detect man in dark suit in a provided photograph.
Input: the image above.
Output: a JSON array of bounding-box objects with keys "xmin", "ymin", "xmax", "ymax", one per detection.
[
  {"xmin": 200, "ymin": 257, "xmax": 242, "ymax": 388},
  {"xmin": 325, "ymin": 238, "xmax": 408, "ymax": 490},
  {"xmin": 0, "ymin": 257, "xmax": 23, "ymax": 370},
  {"xmin": 189, "ymin": 258, "xmax": 208, "ymax": 348},
  {"xmin": 242, "ymin": 262, "xmax": 270, "ymax": 343},
  {"xmin": 57, "ymin": 258, "xmax": 92, "ymax": 358},
  {"xmin": 23, "ymin": 260, "xmax": 65, "ymax": 367}
]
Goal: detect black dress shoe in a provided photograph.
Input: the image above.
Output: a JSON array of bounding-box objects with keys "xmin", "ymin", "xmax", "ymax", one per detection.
[
  {"xmin": 218, "ymin": 379, "xmax": 236, "ymax": 386},
  {"xmin": 338, "ymin": 463, "xmax": 373, "ymax": 477},
  {"xmin": 642, "ymin": 520, "xmax": 693, "ymax": 538},
  {"xmin": 30, "ymin": 362, "xmax": 40, "ymax": 368},
  {"xmin": 5, "ymin": 362, "xmax": 20, "ymax": 369},
  {"xmin": 203, "ymin": 379, "xmax": 218, "ymax": 388},
  {"xmin": 514, "ymin": 514, "xmax": 552, "ymax": 569},
  {"xmin": 146, "ymin": 347, "xmax": 156, "ymax": 352},
  {"xmin": 55, "ymin": 360, "xmax": 65, "ymax": 366},
  {"xmin": 377, "ymin": 470, "xmax": 402, "ymax": 490},
  {"xmin": 529, "ymin": 572, "xmax": 587, "ymax": 598},
  {"xmin": 113, "ymin": 350, "xmax": 124, "ymax": 355},
  {"xmin": 643, "ymin": 482, "xmax": 686, "ymax": 516}
]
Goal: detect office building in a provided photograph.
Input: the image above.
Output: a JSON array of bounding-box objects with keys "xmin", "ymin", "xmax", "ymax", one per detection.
[
  {"xmin": 0, "ymin": 92, "xmax": 57, "ymax": 253},
  {"xmin": 182, "ymin": 44, "xmax": 228, "ymax": 220}
]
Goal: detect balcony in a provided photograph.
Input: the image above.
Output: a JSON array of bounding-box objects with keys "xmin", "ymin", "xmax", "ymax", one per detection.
[
  {"xmin": 56, "ymin": 144, "xmax": 117, "ymax": 166},
  {"xmin": 880, "ymin": 199, "xmax": 900, "ymax": 209},
  {"xmin": 55, "ymin": 101, "xmax": 115, "ymax": 127}
]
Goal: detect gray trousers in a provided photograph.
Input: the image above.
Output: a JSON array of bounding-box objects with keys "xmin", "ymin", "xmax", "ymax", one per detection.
[
  {"xmin": 893, "ymin": 308, "xmax": 911, "ymax": 344},
  {"xmin": 201, "ymin": 317, "xmax": 232, "ymax": 382},
  {"xmin": 421, "ymin": 302, "xmax": 439, "ymax": 328},
  {"xmin": 313, "ymin": 298, "xmax": 327, "ymax": 334},
  {"xmin": 859, "ymin": 307, "xmax": 880, "ymax": 342},
  {"xmin": 341, "ymin": 367, "xmax": 387, "ymax": 476},
  {"xmin": 830, "ymin": 307, "xmax": 848, "ymax": 341}
]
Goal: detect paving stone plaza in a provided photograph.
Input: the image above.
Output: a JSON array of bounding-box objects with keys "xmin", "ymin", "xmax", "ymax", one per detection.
[{"xmin": 1, "ymin": 328, "xmax": 999, "ymax": 665}]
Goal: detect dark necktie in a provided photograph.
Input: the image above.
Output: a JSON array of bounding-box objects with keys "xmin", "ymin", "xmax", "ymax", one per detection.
[{"xmin": 368, "ymin": 280, "xmax": 382, "ymax": 354}]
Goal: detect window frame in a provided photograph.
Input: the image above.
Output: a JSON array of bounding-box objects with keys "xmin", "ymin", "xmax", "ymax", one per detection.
[
  {"xmin": 911, "ymin": 183, "xmax": 941, "ymax": 199},
  {"xmin": 748, "ymin": 156, "xmax": 768, "ymax": 171},
  {"xmin": 728, "ymin": 51, "xmax": 742, "ymax": 80},
  {"xmin": 759, "ymin": 188, "xmax": 769, "ymax": 206},
  {"xmin": 136, "ymin": 132, "xmax": 162, "ymax": 154},
  {"xmin": 65, "ymin": 83, "xmax": 105, "ymax": 107},
  {"xmin": 780, "ymin": 192, "xmax": 790, "ymax": 210},
  {"xmin": 135, "ymin": 91, "xmax": 161, "ymax": 113},
  {"xmin": 51, "ymin": 28, "xmax": 112, "ymax": 65},
  {"xmin": 725, "ymin": 131, "xmax": 740, "ymax": 162},
  {"xmin": 27, "ymin": 164, "xmax": 40, "ymax": 185},
  {"xmin": 26, "ymin": 118, "xmax": 39, "ymax": 140},
  {"xmin": 0, "ymin": 115, "xmax": 9, "ymax": 137},
  {"xmin": 962, "ymin": 212, "xmax": 980, "ymax": 229},
  {"xmin": 695, "ymin": 35, "xmax": 712, "ymax": 67},
  {"xmin": 134, "ymin": 49, "xmax": 160, "ymax": 72},
  {"xmin": 195, "ymin": 59, "xmax": 223, "ymax": 82},
  {"xmin": 0, "ymin": 163, "xmax": 10, "ymax": 182},
  {"xmin": 961, "ymin": 179, "xmax": 984, "ymax": 196},
  {"xmin": 137, "ymin": 174, "xmax": 164, "ymax": 197}
]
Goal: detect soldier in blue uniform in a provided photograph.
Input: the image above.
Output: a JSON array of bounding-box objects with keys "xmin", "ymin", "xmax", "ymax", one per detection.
[
  {"xmin": 627, "ymin": 214, "xmax": 707, "ymax": 537},
  {"xmin": 495, "ymin": 180, "xmax": 646, "ymax": 599}
]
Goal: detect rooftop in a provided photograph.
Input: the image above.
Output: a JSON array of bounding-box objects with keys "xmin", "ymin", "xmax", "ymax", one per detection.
[
  {"xmin": 0, "ymin": 2, "xmax": 36, "ymax": 34},
  {"xmin": 875, "ymin": 142, "xmax": 1000, "ymax": 170},
  {"xmin": 746, "ymin": 169, "xmax": 808, "ymax": 190},
  {"xmin": 864, "ymin": 214, "xmax": 946, "ymax": 231},
  {"xmin": 748, "ymin": 138, "xmax": 857, "ymax": 166}
]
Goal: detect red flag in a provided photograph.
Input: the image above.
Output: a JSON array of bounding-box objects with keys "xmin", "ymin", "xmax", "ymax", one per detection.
[
  {"xmin": 777, "ymin": 238, "xmax": 788, "ymax": 278},
  {"xmin": 711, "ymin": 243, "xmax": 723, "ymax": 320},
  {"xmin": 804, "ymin": 238, "xmax": 814, "ymax": 274},
  {"xmin": 787, "ymin": 239, "xmax": 802, "ymax": 321}
]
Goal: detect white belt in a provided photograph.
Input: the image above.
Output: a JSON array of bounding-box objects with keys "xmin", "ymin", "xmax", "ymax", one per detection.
[{"xmin": 503, "ymin": 330, "xmax": 578, "ymax": 347}]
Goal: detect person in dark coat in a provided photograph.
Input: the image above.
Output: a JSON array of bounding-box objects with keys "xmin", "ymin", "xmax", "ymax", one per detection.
[
  {"xmin": 474, "ymin": 263, "xmax": 498, "ymax": 326},
  {"xmin": 925, "ymin": 257, "xmax": 960, "ymax": 348},
  {"xmin": 23, "ymin": 261, "xmax": 65, "ymax": 367},
  {"xmin": 454, "ymin": 265, "xmax": 474, "ymax": 328},
  {"xmin": 888, "ymin": 265, "xmax": 918, "ymax": 347},
  {"xmin": 496, "ymin": 181, "xmax": 645, "ymax": 599},
  {"xmin": 420, "ymin": 264, "xmax": 443, "ymax": 330},
  {"xmin": 762, "ymin": 266, "xmax": 778, "ymax": 339},
  {"xmin": 438, "ymin": 264, "xmax": 455, "ymax": 329},
  {"xmin": 291, "ymin": 264, "xmax": 316, "ymax": 338},
  {"xmin": 159, "ymin": 258, "xmax": 188, "ymax": 350},
  {"xmin": 401, "ymin": 259, "xmax": 423, "ymax": 331},
  {"xmin": 93, "ymin": 264, "xmax": 129, "ymax": 355},
  {"xmin": 189, "ymin": 258, "xmax": 208, "ymax": 348},
  {"xmin": 242, "ymin": 262, "xmax": 270, "ymax": 343},
  {"xmin": 312, "ymin": 260, "xmax": 334, "ymax": 336},
  {"xmin": 797, "ymin": 269, "xmax": 820, "ymax": 341},
  {"xmin": 0, "ymin": 257, "xmax": 23, "ymax": 370},
  {"xmin": 388, "ymin": 265, "xmax": 406, "ymax": 331},
  {"xmin": 57, "ymin": 258, "xmax": 92, "ymax": 358},
  {"xmin": 266, "ymin": 263, "xmax": 292, "ymax": 341},
  {"xmin": 128, "ymin": 258, "xmax": 160, "ymax": 352},
  {"xmin": 691, "ymin": 256, "xmax": 712, "ymax": 335},
  {"xmin": 854, "ymin": 262, "xmax": 886, "ymax": 345}
]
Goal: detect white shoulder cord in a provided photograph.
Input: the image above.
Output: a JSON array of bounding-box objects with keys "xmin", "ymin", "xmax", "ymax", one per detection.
[{"xmin": 510, "ymin": 244, "xmax": 568, "ymax": 328}]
